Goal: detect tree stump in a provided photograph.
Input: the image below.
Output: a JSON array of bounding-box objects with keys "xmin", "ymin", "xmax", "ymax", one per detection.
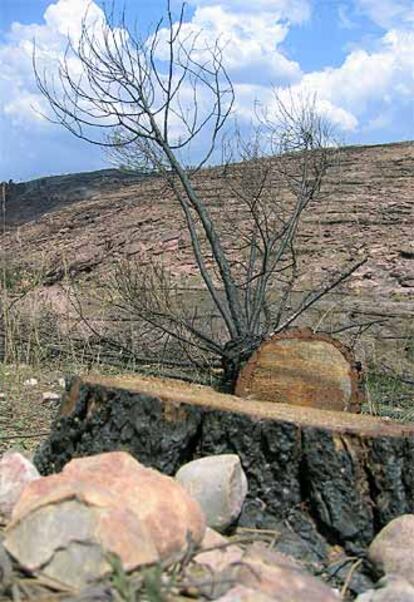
[
  {"xmin": 236, "ymin": 329, "xmax": 364, "ymax": 412},
  {"xmin": 34, "ymin": 374, "xmax": 414, "ymax": 561}
]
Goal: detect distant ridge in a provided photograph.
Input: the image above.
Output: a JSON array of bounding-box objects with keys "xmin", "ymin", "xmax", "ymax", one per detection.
[
  {"xmin": 4, "ymin": 168, "xmax": 147, "ymax": 227},
  {"xmin": 3, "ymin": 140, "xmax": 413, "ymax": 228},
  {"xmin": 2, "ymin": 140, "xmax": 413, "ymax": 371}
]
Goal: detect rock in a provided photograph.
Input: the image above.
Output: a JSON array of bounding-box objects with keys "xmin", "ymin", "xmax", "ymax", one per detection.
[
  {"xmin": 64, "ymin": 584, "xmax": 114, "ymax": 601},
  {"xmin": 214, "ymin": 585, "xmax": 275, "ymax": 601},
  {"xmin": 355, "ymin": 592, "xmax": 374, "ymax": 602},
  {"xmin": 41, "ymin": 391, "xmax": 61, "ymax": 404},
  {"xmin": 399, "ymin": 245, "xmax": 414, "ymax": 260},
  {"xmin": 194, "ymin": 528, "xmax": 244, "ymax": 572},
  {"xmin": 193, "ymin": 539, "xmax": 338, "ymax": 602},
  {"xmin": 356, "ymin": 576, "xmax": 414, "ymax": 601},
  {"xmin": 176, "ymin": 455, "xmax": 248, "ymax": 532},
  {"xmin": 187, "ymin": 528, "xmax": 244, "ymax": 599},
  {"xmin": 0, "ymin": 452, "xmax": 40, "ymax": 521},
  {"xmin": 235, "ymin": 542, "xmax": 339, "ymax": 602},
  {"xmin": 4, "ymin": 451, "xmax": 206, "ymax": 589},
  {"xmin": 23, "ymin": 378, "xmax": 38, "ymax": 386},
  {"xmin": 0, "ymin": 539, "xmax": 13, "ymax": 594},
  {"xmin": 369, "ymin": 515, "xmax": 414, "ymax": 586}
]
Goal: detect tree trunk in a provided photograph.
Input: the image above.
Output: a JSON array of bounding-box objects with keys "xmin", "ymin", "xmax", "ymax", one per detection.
[
  {"xmin": 34, "ymin": 374, "xmax": 414, "ymax": 561},
  {"xmin": 236, "ymin": 329, "xmax": 364, "ymax": 412}
]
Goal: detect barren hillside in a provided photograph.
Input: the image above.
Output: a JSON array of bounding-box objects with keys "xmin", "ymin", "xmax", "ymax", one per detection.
[{"xmin": 2, "ymin": 141, "xmax": 414, "ymax": 371}]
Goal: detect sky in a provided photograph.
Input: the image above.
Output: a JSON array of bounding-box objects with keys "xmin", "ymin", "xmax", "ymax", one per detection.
[{"xmin": 0, "ymin": 0, "xmax": 413, "ymax": 182}]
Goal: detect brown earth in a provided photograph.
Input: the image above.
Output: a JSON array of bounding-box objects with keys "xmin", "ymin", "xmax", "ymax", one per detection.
[{"xmin": 1, "ymin": 141, "xmax": 414, "ymax": 371}]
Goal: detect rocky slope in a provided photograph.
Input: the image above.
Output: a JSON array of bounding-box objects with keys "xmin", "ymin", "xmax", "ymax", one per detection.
[{"xmin": 2, "ymin": 141, "xmax": 414, "ymax": 371}]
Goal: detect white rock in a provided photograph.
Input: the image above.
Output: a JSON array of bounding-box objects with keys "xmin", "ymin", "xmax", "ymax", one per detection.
[
  {"xmin": 23, "ymin": 378, "xmax": 38, "ymax": 386},
  {"xmin": 42, "ymin": 391, "xmax": 61, "ymax": 404},
  {"xmin": 0, "ymin": 452, "xmax": 40, "ymax": 521},
  {"xmin": 57, "ymin": 378, "xmax": 66, "ymax": 388},
  {"xmin": 176, "ymin": 454, "xmax": 247, "ymax": 532},
  {"xmin": 355, "ymin": 576, "xmax": 414, "ymax": 601},
  {"xmin": 194, "ymin": 527, "xmax": 244, "ymax": 572},
  {"xmin": 369, "ymin": 515, "xmax": 414, "ymax": 587},
  {"xmin": 354, "ymin": 592, "xmax": 374, "ymax": 602},
  {"xmin": 214, "ymin": 585, "xmax": 275, "ymax": 601}
]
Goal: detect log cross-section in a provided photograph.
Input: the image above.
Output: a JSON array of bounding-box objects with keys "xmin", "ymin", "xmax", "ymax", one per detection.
[
  {"xmin": 236, "ymin": 329, "xmax": 364, "ymax": 412},
  {"xmin": 34, "ymin": 374, "xmax": 414, "ymax": 556}
]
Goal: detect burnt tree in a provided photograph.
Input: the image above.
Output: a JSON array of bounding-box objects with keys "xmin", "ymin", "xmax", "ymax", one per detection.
[
  {"xmin": 34, "ymin": 1, "xmax": 366, "ymax": 390},
  {"xmin": 35, "ymin": 374, "xmax": 414, "ymax": 560}
]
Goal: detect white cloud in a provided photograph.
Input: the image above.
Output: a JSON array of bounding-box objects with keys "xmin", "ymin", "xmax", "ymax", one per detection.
[
  {"xmin": 3, "ymin": 93, "xmax": 49, "ymax": 126},
  {"xmin": 355, "ymin": 0, "xmax": 414, "ymax": 29},
  {"xmin": 161, "ymin": 0, "xmax": 414, "ymax": 137},
  {"xmin": 155, "ymin": 4, "xmax": 303, "ymax": 87},
  {"xmin": 0, "ymin": 0, "xmax": 413, "ymax": 181},
  {"xmin": 0, "ymin": 0, "xmax": 107, "ymax": 127},
  {"xmin": 42, "ymin": 0, "xmax": 105, "ymax": 40},
  {"xmin": 187, "ymin": 0, "xmax": 311, "ymax": 24},
  {"xmin": 272, "ymin": 26, "xmax": 414, "ymax": 133},
  {"xmin": 337, "ymin": 5, "xmax": 356, "ymax": 30}
]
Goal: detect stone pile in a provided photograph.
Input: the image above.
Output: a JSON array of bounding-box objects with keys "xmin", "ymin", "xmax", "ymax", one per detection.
[
  {"xmin": 3, "ymin": 452, "xmax": 205, "ymax": 589},
  {"xmin": 0, "ymin": 450, "xmax": 413, "ymax": 601}
]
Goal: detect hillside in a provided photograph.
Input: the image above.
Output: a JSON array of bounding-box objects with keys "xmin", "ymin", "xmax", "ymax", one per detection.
[{"xmin": 2, "ymin": 141, "xmax": 414, "ymax": 373}]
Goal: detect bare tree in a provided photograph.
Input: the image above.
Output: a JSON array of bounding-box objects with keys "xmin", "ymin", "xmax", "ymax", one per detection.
[{"xmin": 34, "ymin": 1, "xmax": 366, "ymax": 390}]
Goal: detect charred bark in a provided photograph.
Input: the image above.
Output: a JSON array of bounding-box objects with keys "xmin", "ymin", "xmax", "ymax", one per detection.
[{"xmin": 34, "ymin": 374, "xmax": 414, "ymax": 558}]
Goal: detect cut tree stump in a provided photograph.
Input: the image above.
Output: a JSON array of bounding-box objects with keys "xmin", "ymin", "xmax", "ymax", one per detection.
[
  {"xmin": 236, "ymin": 329, "xmax": 364, "ymax": 412},
  {"xmin": 34, "ymin": 374, "xmax": 414, "ymax": 561}
]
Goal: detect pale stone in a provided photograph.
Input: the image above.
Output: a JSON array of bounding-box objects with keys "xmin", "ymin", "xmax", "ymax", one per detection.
[
  {"xmin": 214, "ymin": 585, "xmax": 275, "ymax": 601},
  {"xmin": 187, "ymin": 528, "xmax": 245, "ymax": 599},
  {"xmin": 0, "ymin": 452, "xmax": 40, "ymax": 520},
  {"xmin": 194, "ymin": 528, "xmax": 244, "ymax": 572},
  {"xmin": 5, "ymin": 451, "xmax": 206, "ymax": 589},
  {"xmin": 193, "ymin": 538, "xmax": 338, "ymax": 602},
  {"xmin": 23, "ymin": 378, "xmax": 38, "ymax": 386},
  {"xmin": 42, "ymin": 391, "xmax": 61, "ymax": 404},
  {"xmin": 176, "ymin": 454, "xmax": 248, "ymax": 532},
  {"xmin": 355, "ymin": 577, "xmax": 414, "ymax": 601},
  {"xmin": 235, "ymin": 542, "xmax": 339, "ymax": 602},
  {"xmin": 355, "ymin": 593, "xmax": 375, "ymax": 602},
  {"xmin": 0, "ymin": 540, "xmax": 13, "ymax": 592},
  {"xmin": 369, "ymin": 515, "xmax": 414, "ymax": 586}
]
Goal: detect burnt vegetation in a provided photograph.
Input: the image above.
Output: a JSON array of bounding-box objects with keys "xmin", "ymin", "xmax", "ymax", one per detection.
[{"xmin": 31, "ymin": 0, "xmax": 369, "ymax": 391}]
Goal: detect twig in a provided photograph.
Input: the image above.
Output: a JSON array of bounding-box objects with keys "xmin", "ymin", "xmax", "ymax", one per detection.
[
  {"xmin": 340, "ymin": 558, "xmax": 363, "ymax": 599},
  {"xmin": 236, "ymin": 527, "xmax": 281, "ymax": 536}
]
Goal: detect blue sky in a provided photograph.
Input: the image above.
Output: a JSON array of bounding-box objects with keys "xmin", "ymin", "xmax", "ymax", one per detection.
[{"xmin": 0, "ymin": 0, "xmax": 413, "ymax": 182}]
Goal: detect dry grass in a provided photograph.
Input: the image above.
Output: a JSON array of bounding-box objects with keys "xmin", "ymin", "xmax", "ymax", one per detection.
[{"xmin": 0, "ymin": 364, "xmax": 65, "ymax": 456}]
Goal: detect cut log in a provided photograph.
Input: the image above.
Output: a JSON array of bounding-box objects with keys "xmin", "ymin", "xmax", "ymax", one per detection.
[
  {"xmin": 236, "ymin": 329, "xmax": 364, "ymax": 412},
  {"xmin": 34, "ymin": 374, "xmax": 414, "ymax": 562}
]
